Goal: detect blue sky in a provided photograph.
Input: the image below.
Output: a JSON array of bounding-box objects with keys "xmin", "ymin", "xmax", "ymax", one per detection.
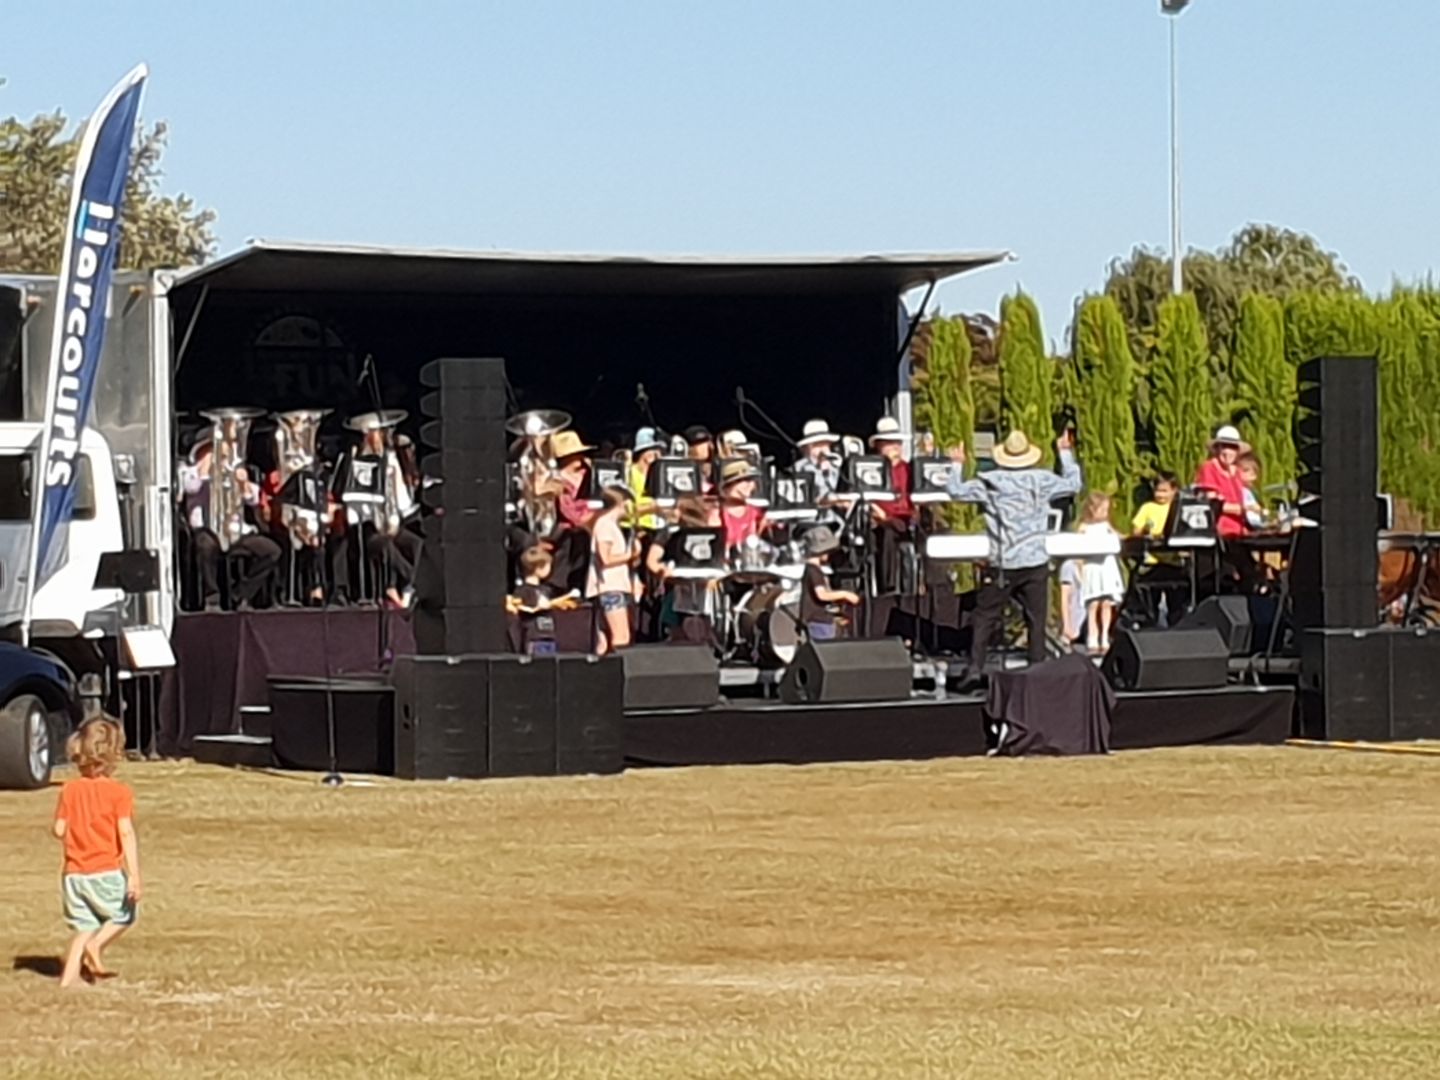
[{"xmin": 6, "ymin": 1, "xmax": 1437, "ymax": 344}]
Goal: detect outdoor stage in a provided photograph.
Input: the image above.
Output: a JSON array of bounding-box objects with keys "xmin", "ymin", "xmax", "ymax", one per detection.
[{"xmin": 173, "ymin": 608, "xmax": 1294, "ymax": 775}]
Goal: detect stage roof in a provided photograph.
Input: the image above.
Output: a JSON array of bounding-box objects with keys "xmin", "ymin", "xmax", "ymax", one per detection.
[{"xmin": 172, "ymin": 241, "xmax": 1013, "ymax": 298}]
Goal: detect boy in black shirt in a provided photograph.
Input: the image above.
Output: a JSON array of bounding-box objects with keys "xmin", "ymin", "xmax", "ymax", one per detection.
[
  {"xmin": 799, "ymin": 525, "xmax": 860, "ymax": 640},
  {"xmin": 509, "ymin": 546, "xmax": 574, "ymax": 654}
]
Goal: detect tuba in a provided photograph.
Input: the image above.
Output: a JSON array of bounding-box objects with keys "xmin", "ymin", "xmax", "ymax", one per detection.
[
  {"xmin": 201, "ymin": 407, "xmax": 265, "ymax": 552},
  {"xmin": 506, "ymin": 409, "xmax": 570, "ymax": 536},
  {"xmin": 274, "ymin": 408, "xmax": 331, "ymax": 548}
]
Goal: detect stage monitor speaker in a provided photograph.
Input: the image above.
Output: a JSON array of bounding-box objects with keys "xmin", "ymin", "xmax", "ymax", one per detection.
[
  {"xmin": 621, "ymin": 644, "xmax": 719, "ymax": 710},
  {"xmin": 555, "ymin": 654, "xmax": 625, "ymax": 774},
  {"xmin": 779, "ymin": 638, "xmax": 913, "ymax": 705},
  {"xmin": 1176, "ymin": 596, "xmax": 1252, "ymax": 656},
  {"xmin": 1101, "ymin": 628, "xmax": 1229, "ymax": 691},
  {"xmin": 392, "ymin": 655, "xmax": 490, "ymax": 780},
  {"xmin": 268, "ymin": 676, "xmax": 394, "ymax": 775}
]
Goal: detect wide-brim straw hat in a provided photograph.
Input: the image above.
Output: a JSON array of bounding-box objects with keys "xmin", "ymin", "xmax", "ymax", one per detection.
[
  {"xmin": 720, "ymin": 459, "xmax": 761, "ymax": 486},
  {"xmin": 797, "ymin": 418, "xmax": 840, "ymax": 447},
  {"xmin": 869, "ymin": 416, "xmax": 911, "ymax": 446},
  {"xmin": 1208, "ymin": 424, "xmax": 1252, "ymax": 454},
  {"xmin": 550, "ymin": 430, "xmax": 594, "ymax": 460},
  {"xmin": 993, "ymin": 430, "xmax": 1043, "ymax": 469}
]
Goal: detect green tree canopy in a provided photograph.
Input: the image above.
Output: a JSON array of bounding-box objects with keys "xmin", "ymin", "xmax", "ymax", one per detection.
[
  {"xmin": 998, "ymin": 290, "xmax": 1054, "ymax": 465},
  {"xmin": 1071, "ymin": 295, "xmax": 1137, "ymax": 510},
  {"xmin": 1150, "ymin": 293, "xmax": 1212, "ymax": 485},
  {"xmin": 1, "ymin": 106, "xmax": 216, "ymax": 272},
  {"xmin": 1231, "ymin": 293, "xmax": 1294, "ymax": 498}
]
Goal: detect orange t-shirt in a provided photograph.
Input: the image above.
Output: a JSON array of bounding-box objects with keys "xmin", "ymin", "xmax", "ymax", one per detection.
[{"xmin": 55, "ymin": 776, "xmax": 134, "ymax": 875}]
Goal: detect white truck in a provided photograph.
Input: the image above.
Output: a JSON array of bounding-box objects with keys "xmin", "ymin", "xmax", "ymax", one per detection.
[{"xmin": 0, "ymin": 271, "xmax": 178, "ymax": 778}]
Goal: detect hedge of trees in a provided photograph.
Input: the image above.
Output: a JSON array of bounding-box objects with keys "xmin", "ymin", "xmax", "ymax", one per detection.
[{"xmin": 911, "ymin": 226, "xmax": 1440, "ymax": 528}]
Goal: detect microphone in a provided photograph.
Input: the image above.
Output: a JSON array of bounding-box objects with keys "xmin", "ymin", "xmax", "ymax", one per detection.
[
  {"xmin": 635, "ymin": 383, "xmax": 648, "ymax": 405},
  {"xmin": 357, "ymin": 353, "xmax": 373, "ymax": 387}
]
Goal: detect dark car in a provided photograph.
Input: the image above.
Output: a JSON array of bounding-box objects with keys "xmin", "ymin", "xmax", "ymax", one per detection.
[{"xmin": 0, "ymin": 642, "xmax": 81, "ymax": 790}]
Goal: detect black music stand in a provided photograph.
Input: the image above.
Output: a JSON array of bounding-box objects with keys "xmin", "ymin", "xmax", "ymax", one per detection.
[{"xmin": 94, "ymin": 551, "xmax": 172, "ymax": 760}]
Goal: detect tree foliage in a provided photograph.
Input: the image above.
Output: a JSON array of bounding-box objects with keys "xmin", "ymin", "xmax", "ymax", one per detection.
[
  {"xmin": 1150, "ymin": 294, "xmax": 1212, "ymax": 485},
  {"xmin": 998, "ymin": 290, "xmax": 1053, "ymax": 465},
  {"xmin": 0, "ymin": 107, "xmax": 216, "ymax": 272},
  {"xmin": 1071, "ymin": 295, "xmax": 1137, "ymax": 513},
  {"xmin": 1231, "ymin": 293, "xmax": 1294, "ymax": 499}
]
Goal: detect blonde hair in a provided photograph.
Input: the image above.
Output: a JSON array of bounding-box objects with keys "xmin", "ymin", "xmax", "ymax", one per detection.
[
  {"xmin": 1082, "ymin": 491, "xmax": 1112, "ymax": 524},
  {"xmin": 66, "ymin": 718, "xmax": 125, "ymax": 778}
]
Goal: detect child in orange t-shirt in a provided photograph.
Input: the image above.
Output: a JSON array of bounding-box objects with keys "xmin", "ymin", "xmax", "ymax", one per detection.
[{"xmin": 52, "ymin": 719, "xmax": 142, "ymax": 988}]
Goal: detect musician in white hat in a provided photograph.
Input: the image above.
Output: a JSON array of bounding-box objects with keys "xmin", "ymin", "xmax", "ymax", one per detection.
[
  {"xmin": 335, "ymin": 411, "xmax": 419, "ymax": 607},
  {"xmin": 792, "ymin": 418, "xmax": 853, "ymax": 526},
  {"xmin": 868, "ymin": 416, "xmax": 917, "ymax": 593},
  {"xmin": 946, "ymin": 427, "xmax": 1082, "ymax": 685},
  {"xmin": 1194, "ymin": 424, "xmax": 1251, "ymax": 540}
]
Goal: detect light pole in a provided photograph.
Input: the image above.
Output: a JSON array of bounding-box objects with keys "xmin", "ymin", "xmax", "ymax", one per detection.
[{"xmin": 1162, "ymin": 0, "xmax": 1190, "ymax": 295}]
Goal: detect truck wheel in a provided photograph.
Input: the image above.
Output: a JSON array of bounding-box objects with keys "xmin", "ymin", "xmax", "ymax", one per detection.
[{"xmin": 0, "ymin": 695, "xmax": 52, "ymax": 790}]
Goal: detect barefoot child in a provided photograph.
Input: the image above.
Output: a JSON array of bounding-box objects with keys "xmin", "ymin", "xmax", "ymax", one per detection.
[{"xmin": 52, "ymin": 718, "xmax": 141, "ymax": 988}]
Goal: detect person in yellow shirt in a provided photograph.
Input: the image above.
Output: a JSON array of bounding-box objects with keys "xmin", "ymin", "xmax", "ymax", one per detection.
[
  {"xmin": 626, "ymin": 427, "xmax": 665, "ymax": 531},
  {"xmin": 1129, "ymin": 472, "xmax": 1187, "ymax": 625},
  {"xmin": 1131, "ymin": 471, "xmax": 1178, "ymax": 540}
]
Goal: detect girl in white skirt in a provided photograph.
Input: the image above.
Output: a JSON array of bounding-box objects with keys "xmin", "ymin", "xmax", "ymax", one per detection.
[{"xmin": 1078, "ymin": 492, "xmax": 1125, "ymax": 653}]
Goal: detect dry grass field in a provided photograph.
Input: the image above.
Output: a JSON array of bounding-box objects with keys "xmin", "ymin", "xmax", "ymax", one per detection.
[{"xmin": 3, "ymin": 746, "xmax": 1439, "ymax": 1079}]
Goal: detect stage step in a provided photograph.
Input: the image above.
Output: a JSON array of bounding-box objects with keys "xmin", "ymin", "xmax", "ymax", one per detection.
[
  {"xmin": 238, "ymin": 705, "xmax": 272, "ymax": 738},
  {"xmin": 192, "ymin": 734, "xmax": 274, "ymax": 769}
]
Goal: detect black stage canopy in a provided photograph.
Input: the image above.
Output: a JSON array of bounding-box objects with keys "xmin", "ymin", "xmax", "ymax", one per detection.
[{"xmin": 169, "ymin": 242, "xmax": 1010, "ymax": 454}]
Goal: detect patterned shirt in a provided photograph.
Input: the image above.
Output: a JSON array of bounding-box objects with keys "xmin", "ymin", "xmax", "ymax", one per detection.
[
  {"xmin": 793, "ymin": 455, "xmax": 845, "ymax": 524},
  {"xmin": 946, "ymin": 450, "xmax": 1083, "ymax": 570}
]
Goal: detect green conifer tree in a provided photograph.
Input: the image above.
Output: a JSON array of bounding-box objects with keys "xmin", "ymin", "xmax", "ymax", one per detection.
[
  {"xmin": 998, "ymin": 291, "xmax": 1054, "ymax": 466},
  {"xmin": 1072, "ymin": 295, "xmax": 1138, "ymax": 515},
  {"xmin": 1151, "ymin": 294, "xmax": 1212, "ymax": 485},
  {"xmin": 1231, "ymin": 294, "xmax": 1294, "ymax": 500}
]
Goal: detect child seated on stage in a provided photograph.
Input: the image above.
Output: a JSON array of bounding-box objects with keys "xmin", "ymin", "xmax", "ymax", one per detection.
[
  {"xmin": 1078, "ymin": 492, "xmax": 1125, "ymax": 653},
  {"xmin": 1131, "ymin": 471, "xmax": 1178, "ymax": 542},
  {"xmin": 1237, "ymin": 453, "xmax": 1267, "ymax": 530},
  {"xmin": 508, "ymin": 546, "xmax": 576, "ymax": 655},
  {"xmin": 798, "ymin": 525, "xmax": 860, "ymax": 641}
]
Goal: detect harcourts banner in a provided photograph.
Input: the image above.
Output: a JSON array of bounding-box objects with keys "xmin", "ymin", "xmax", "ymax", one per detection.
[{"xmin": 24, "ymin": 64, "xmax": 147, "ymax": 623}]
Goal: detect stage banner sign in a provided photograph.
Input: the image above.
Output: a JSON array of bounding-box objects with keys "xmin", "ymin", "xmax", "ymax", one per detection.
[{"xmin": 23, "ymin": 64, "xmax": 147, "ymax": 632}]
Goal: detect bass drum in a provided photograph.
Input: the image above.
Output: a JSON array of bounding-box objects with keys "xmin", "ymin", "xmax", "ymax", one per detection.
[{"xmin": 734, "ymin": 582, "xmax": 801, "ymax": 667}]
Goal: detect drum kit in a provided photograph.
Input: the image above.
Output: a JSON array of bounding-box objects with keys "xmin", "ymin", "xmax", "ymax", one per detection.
[{"xmin": 719, "ymin": 534, "xmax": 807, "ymax": 666}]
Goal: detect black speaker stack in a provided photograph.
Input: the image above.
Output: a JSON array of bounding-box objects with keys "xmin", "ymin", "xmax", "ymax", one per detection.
[
  {"xmin": 414, "ymin": 357, "xmax": 510, "ymax": 655},
  {"xmin": 621, "ymin": 645, "xmax": 720, "ymax": 710},
  {"xmin": 392, "ymin": 653, "xmax": 625, "ymax": 780},
  {"xmin": 1291, "ymin": 356, "xmax": 1379, "ymax": 632},
  {"xmin": 1300, "ymin": 628, "xmax": 1440, "ymax": 741}
]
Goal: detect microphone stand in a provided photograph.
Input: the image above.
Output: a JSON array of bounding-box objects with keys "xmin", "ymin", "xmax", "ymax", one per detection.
[
  {"xmin": 316, "ymin": 494, "xmax": 342, "ymax": 788},
  {"xmin": 734, "ymin": 388, "xmax": 798, "ymax": 452},
  {"xmin": 357, "ymin": 354, "xmax": 394, "ymax": 667}
]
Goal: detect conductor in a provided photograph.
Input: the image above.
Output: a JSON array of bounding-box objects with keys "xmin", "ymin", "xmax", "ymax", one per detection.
[{"xmin": 946, "ymin": 429, "xmax": 1082, "ymax": 687}]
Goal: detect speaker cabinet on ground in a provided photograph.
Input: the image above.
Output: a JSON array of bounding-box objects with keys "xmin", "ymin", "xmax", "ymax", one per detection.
[
  {"xmin": 268, "ymin": 677, "xmax": 395, "ymax": 775},
  {"xmin": 392, "ymin": 653, "xmax": 624, "ymax": 780},
  {"xmin": 1176, "ymin": 596, "xmax": 1253, "ymax": 656},
  {"xmin": 555, "ymin": 654, "xmax": 624, "ymax": 775},
  {"xmin": 392, "ymin": 656, "xmax": 490, "ymax": 780},
  {"xmin": 621, "ymin": 644, "xmax": 719, "ymax": 710},
  {"xmin": 779, "ymin": 638, "xmax": 913, "ymax": 705},
  {"xmin": 1300, "ymin": 627, "xmax": 1440, "ymax": 742},
  {"xmin": 1101, "ymin": 628, "xmax": 1229, "ymax": 691}
]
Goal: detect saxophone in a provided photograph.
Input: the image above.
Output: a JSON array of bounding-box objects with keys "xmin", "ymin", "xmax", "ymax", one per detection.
[
  {"xmin": 274, "ymin": 409, "xmax": 330, "ymax": 548},
  {"xmin": 201, "ymin": 408, "xmax": 264, "ymax": 552}
]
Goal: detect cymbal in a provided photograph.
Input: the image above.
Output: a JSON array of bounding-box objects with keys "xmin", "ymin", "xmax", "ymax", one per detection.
[
  {"xmin": 506, "ymin": 409, "xmax": 572, "ymax": 438},
  {"xmin": 345, "ymin": 409, "xmax": 408, "ymax": 432}
]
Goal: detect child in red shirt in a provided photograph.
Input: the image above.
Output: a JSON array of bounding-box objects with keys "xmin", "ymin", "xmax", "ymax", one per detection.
[{"xmin": 52, "ymin": 719, "xmax": 142, "ymax": 988}]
